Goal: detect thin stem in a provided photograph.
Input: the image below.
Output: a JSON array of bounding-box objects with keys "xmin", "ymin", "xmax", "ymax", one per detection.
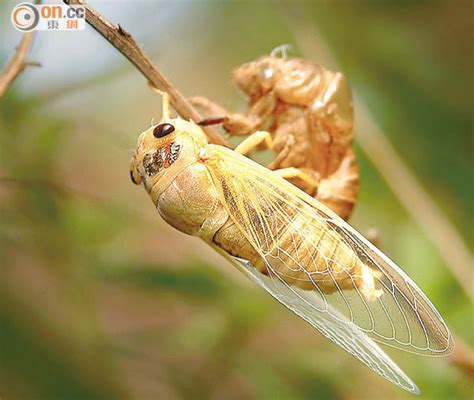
[
  {"xmin": 0, "ymin": 32, "xmax": 39, "ymax": 97},
  {"xmin": 63, "ymin": 0, "xmax": 228, "ymax": 147}
]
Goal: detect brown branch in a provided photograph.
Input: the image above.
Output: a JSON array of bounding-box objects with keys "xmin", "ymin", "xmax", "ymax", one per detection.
[
  {"xmin": 63, "ymin": 0, "xmax": 228, "ymax": 147},
  {"xmin": 0, "ymin": 32, "xmax": 39, "ymax": 97},
  {"xmin": 449, "ymin": 335, "xmax": 474, "ymax": 378}
]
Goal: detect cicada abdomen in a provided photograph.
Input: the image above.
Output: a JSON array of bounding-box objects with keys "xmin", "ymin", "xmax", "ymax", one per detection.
[
  {"xmin": 207, "ymin": 149, "xmax": 379, "ymax": 302},
  {"xmin": 315, "ymin": 149, "xmax": 359, "ymax": 220}
]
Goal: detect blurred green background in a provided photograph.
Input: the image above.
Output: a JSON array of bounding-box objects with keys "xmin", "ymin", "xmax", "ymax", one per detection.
[{"xmin": 0, "ymin": 1, "xmax": 472, "ymax": 399}]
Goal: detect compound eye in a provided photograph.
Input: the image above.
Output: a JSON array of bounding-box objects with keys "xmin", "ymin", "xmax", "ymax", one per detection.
[
  {"xmin": 260, "ymin": 66, "xmax": 274, "ymax": 81},
  {"xmin": 153, "ymin": 123, "xmax": 175, "ymax": 138}
]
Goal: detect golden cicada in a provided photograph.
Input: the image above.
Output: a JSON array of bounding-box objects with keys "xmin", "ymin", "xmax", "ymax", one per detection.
[
  {"xmin": 130, "ymin": 92, "xmax": 453, "ymax": 394},
  {"xmin": 192, "ymin": 52, "xmax": 359, "ymax": 220}
]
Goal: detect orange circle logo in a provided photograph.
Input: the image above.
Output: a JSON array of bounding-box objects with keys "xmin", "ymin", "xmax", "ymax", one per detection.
[{"xmin": 11, "ymin": 3, "xmax": 39, "ymax": 32}]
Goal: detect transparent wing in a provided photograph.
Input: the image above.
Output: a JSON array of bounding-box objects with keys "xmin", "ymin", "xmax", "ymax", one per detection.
[
  {"xmin": 225, "ymin": 254, "xmax": 420, "ymax": 394},
  {"xmin": 203, "ymin": 144, "xmax": 453, "ymax": 389}
]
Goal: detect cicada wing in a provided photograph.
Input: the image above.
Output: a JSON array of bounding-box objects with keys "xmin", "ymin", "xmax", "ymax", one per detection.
[
  {"xmin": 229, "ymin": 254, "xmax": 420, "ymax": 394},
  {"xmin": 203, "ymin": 144, "xmax": 453, "ymax": 358}
]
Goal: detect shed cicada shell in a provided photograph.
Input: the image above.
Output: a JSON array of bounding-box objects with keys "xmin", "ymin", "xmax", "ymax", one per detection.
[
  {"xmin": 130, "ymin": 92, "xmax": 453, "ymax": 394},
  {"xmin": 192, "ymin": 52, "xmax": 358, "ymax": 220}
]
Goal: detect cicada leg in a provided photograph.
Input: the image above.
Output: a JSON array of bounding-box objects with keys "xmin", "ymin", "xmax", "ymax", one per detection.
[
  {"xmin": 148, "ymin": 82, "xmax": 172, "ymax": 119},
  {"xmin": 234, "ymin": 130, "xmax": 274, "ymax": 155},
  {"xmin": 273, "ymin": 167, "xmax": 320, "ymax": 191},
  {"xmin": 189, "ymin": 96, "xmax": 230, "ymax": 118},
  {"xmin": 191, "ymin": 96, "xmax": 254, "ymax": 136},
  {"xmin": 191, "ymin": 92, "xmax": 276, "ymax": 137}
]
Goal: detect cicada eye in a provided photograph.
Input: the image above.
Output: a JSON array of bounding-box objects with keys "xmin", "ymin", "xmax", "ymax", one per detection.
[
  {"xmin": 260, "ymin": 66, "xmax": 274, "ymax": 81},
  {"xmin": 258, "ymin": 62, "xmax": 278, "ymax": 91},
  {"xmin": 153, "ymin": 123, "xmax": 175, "ymax": 138}
]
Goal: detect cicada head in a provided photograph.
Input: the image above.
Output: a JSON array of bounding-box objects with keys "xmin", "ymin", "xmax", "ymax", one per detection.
[
  {"xmin": 130, "ymin": 92, "xmax": 208, "ymax": 197},
  {"xmin": 233, "ymin": 55, "xmax": 284, "ymax": 98}
]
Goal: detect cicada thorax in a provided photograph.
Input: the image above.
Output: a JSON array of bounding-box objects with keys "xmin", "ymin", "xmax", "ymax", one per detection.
[
  {"xmin": 276, "ymin": 61, "xmax": 358, "ymax": 221},
  {"xmin": 306, "ymin": 68, "xmax": 355, "ymax": 177},
  {"xmin": 270, "ymin": 101, "xmax": 359, "ymax": 221},
  {"xmin": 269, "ymin": 58, "xmax": 355, "ymax": 175},
  {"xmin": 239, "ymin": 56, "xmax": 359, "ymax": 221},
  {"xmin": 156, "ymin": 162, "xmax": 229, "ymax": 239},
  {"xmin": 274, "ymin": 59, "xmax": 325, "ymax": 106}
]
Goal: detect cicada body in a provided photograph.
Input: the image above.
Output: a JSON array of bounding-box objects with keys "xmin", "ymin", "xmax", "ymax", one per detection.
[
  {"xmin": 130, "ymin": 94, "xmax": 453, "ymax": 394},
  {"xmin": 191, "ymin": 55, "xmax": 359, "ymax": 220}
]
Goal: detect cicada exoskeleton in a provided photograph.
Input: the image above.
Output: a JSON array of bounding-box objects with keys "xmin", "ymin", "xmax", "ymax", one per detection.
[{"xmin": 191, "ymin": 54, "xmax": 358, "ymax": 220}]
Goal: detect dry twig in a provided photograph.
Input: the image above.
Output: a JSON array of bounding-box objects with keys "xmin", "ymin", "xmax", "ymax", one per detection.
[
  {"xmin": 63, "ymin": 0, "xmax": 228, "ymax": 147},
  {"xmin": 449, "ymin": 335, "xmax": 474, "ymax": 377},
  {"xmin": 0, "ymin": 32, "xmax": 40, "ymax": 97}
]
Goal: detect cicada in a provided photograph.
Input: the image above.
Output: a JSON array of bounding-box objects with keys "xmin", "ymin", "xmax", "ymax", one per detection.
[
  {"xmin": 130, "ymin": 92, "xmax": 453, "ymax": 394},
  {"xmin": 192, "ymin": 53, "xmax": 358, "ymax": 220}
]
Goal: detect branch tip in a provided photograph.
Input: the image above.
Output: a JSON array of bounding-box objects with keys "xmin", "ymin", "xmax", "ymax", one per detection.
[{"xmin": 62, "ymin": 0, "xmax": 229, "ymax": 146}]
